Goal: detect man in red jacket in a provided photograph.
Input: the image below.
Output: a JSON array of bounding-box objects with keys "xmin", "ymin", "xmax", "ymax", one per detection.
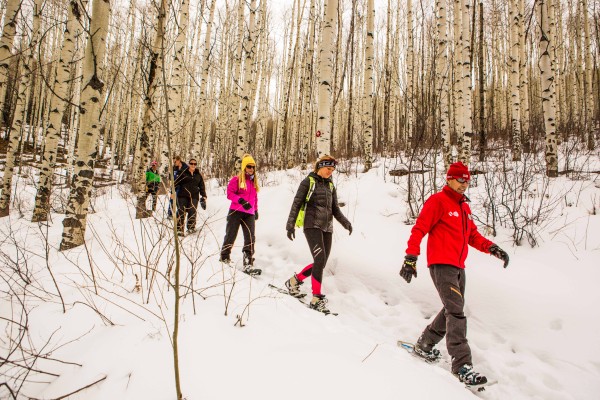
[{"xmin": 400, "ymin": 161, "xmax": 509, "ymax": 388}]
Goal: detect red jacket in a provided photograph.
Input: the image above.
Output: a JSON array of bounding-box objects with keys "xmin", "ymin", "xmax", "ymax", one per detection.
[{"xmin": 406, "ymin": 185, "xmax": 493, "ymax": 269}]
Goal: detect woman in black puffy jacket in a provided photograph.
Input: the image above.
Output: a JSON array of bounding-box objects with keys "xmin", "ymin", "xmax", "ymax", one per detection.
[
  {"xmin": 283, "ymin": 155, "xmax": 352, "ymax": 314},
  {"xmin": 173, "ymin": 158, "xmax": 207, "ymax": 235}
]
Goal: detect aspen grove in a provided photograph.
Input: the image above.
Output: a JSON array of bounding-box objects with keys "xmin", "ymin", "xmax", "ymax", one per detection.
[
  {"xmin": 0, "ymin": 0, "xmax": 599, "ymax": 399},
  {"xmin": 0, "ymin": 0, "xmax": 597, "ymax": 238}
]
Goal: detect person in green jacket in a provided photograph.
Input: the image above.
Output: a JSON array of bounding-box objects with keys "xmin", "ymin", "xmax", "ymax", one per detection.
[{"xmin": 146, "ymin": 161, "xmax": 161, "ymax": 211}]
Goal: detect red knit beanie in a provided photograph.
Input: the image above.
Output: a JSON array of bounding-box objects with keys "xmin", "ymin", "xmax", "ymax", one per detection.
[{"xmin": 446, "ymin": 161, "xmax": 470, "ymax": 181}]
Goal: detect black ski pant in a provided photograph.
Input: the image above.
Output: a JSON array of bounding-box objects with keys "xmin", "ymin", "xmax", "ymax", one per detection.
[
  {"xmin": 296, "ymin": 228, "xmax": 332, "ymax": 295},
  {"xmin": 176, "ymin": 196, "xmax": 199, "ymax": 232},
  {"xmin": 220, "ymin": 210, "xmax": 255, "ymax": 260},
  {"xmin": 147, "ymin": 183, "xmax": 159, "ymax": 211},
  {"xmin": 418, "ymin": 264, "xmax": 472, "ymax": 373}
]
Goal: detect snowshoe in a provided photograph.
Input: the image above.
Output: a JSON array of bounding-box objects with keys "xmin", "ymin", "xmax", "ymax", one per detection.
[{"xmin": 285, "ymin": 274, "xmax": 304, "ymax": 298}]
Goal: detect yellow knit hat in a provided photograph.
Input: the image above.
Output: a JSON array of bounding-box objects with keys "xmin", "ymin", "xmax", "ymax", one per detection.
[{"xmin": 241, "ymin": 154, "xmax": 256, "ymax": 172}]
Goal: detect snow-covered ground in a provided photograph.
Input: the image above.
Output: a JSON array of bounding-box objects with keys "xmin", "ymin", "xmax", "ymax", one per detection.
[{"xmin": 1, "ymin": 157, "xmax": 599, "ymax": 399}]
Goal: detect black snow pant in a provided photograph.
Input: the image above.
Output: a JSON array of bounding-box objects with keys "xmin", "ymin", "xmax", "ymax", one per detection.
[
  {"xmin": 220, "ymin": 210, "xmax": 255, "ymax": 260},
  {"xmin": 147, "ymin": 183, "xmax": 159, "ymax": 211},
  {"xmin": 295, "ymin": 228, "xmax": 333, "ymax": 295},
  {"xmin": 418, "ymin": 264, "xmax": 472, "ymax": 373},
  {"xmin": 176, "ymin": 196, "xmax": 199, "ymax": 232}
]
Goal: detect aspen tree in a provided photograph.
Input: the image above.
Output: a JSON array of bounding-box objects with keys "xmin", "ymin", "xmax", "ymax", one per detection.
[
  {"xmin": 509, "ymin": 0, "xmax": 522, "ymax": 160},
  {"xmin": 538, "ymin": 0, "xmax": 558, "ymax": 177},
  {"xmin": 581, "ymin": 0, "xmax": 595, "ymax": 149},
  {"xmin": 60, "ymin": 0, "xmax": 111, "ymax": 249},
  {"xmin": 315, "ymin": 0, "xmax": 337, "ymax": 158},
  {"xmin": 134, "ymin": 0, "xmax": 168, "ymax": 219},
  {"xmin": 452, "ymin": 0, "xmax": 462, "ymax": 146},
  {"xmin": 254, "ymin": 0, "xmax": 269, "ymax": 157},
  {"xmin": 214, "ymin": 4, "xmax": 232, "ymax": 167},
  {"xmin": 231, "ymin": 0, "xmax": 245, "ymax": 171},
  {"xmin": 381, "ymin": 0, "xmax": 391, "ymax": 147},
  {"xmin": 168, "ymin": 0, "xmax": 189, "ymax": 157},
  {"xmin": 363, "ymin": 0, "xmax": 374, "ymax": 171},
  {"xmin": 247, "ymin": 0, "xmax": 261, "ymax": 150},
  {"xmin": 458, "ymin": 0, "xmax": 473, "ymax": 164},
  {"xmin": 274, "ymin": 0, "xmax": 298, "ymax": 167},
  {"xmin": 406, "ymin": 0, "xmax": 414, "ymax": 151},
  {"xmin": 235, "ymin": 0, "xmax": 257, "ymax": 164},
  {"xmin": 0, "ymin": 0, "xmax": 20, "ymax": 122},
  {"xmin": 554, "ymin": 0, "xmax": 566, "ymax": 133},
  {"xmin": 0, "ymin": 0, "xmax": 41, "ymax": 217},
  {"xmin": 477, "ymin": 1, "xmax": 485, "ymax": 161},
  {"xmin": 518, "ymin": 0, "xmax": 530, "ymax": 146},
  {"xmin": 342, "ymin": 0, "xmax": 357, "ymax": 159},
  {"xmin": 571, "ymin": 0, "xmax": 581, "ymax": 129},
  {"xmin": 390, "ymin": 0, "xmax": 401, "ymax": 147},
  {"xmin": 32, "ymin": 0, "xmax": 84, "ymax": 222},
  {"xmin": 547, "ymin": 0, "xmax": 560, "ymax": 138},
  {"xmin": 194, "ymin": 0, "xmax": 215, "ymax": 157},
  {"xmin": 331, "ymin": 0, "xmax": 343, "ymax": 152},
  {"xmin": 67, "ymin": 43, "xmax": 84, "ymax": 181},
  {"xmin": 299, "ymin": 0, "xmax": 316, "ymax": 164},
  {"xmin": 436, "ymin": 0, "xmax": 451, "ymax": 168}
]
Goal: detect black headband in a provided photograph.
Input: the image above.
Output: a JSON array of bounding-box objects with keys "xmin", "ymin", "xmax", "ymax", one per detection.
[{"xmin": 317, "ymin": 159, "xmax": 337, "ymax": 169}]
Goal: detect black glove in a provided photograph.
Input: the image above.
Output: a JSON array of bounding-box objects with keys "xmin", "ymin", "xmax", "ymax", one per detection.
[
  {"xmin": 238, "ymin": 198, "xmax": 252, "ymax": 210},
  {"xmin": 400, "ymin": 255, "xmax": 418, "ymax": 283},
  {"xmin": 255, "ymin": 211, "xmax": 259, "ymax": 220},
  {"xmin": 347, "ymin": 223, "xmax": 353, "ymax": 235},
  {"xmin": 287, "ymin": 229, "xmax": 295, "ymax": 241},
  {"xmin": 200, "ymin": 198, "xmax": 206, "ymax": 210},
  {"xmin": 489, "ymin": 244, "xmax": 509, "ymax": 268}
]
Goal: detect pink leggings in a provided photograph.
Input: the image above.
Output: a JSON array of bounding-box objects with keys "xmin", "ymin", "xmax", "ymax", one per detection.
[{"xmin": 296, "ymin": 228, "xmax": 332, "ymax": 295}]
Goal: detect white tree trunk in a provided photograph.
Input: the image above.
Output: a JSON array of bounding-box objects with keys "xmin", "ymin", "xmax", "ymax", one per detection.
[
  {"xmin": 581, "ymin": 0, "xmax": 595, "ymax": 149},
  {"xmin": 32, "ymin": 0, "xmax": 82, "ymax": 222},
  {"xmin": 436, "ymin": 0, "xmax": 451, "ymax": 169},
  {"xmin": 509, "ymin": 0, "xmax": 522, "ymax": 160},
  {"xmin": 538, "ymin": 0, "xmax": 558, "ymax": 177},
  {"xmin": 457, "ymin": 0, "xmax": 472, "ymax": 164},
  {"xmin": 315, "ymin": 0, "xmax": 337, "ymax": 158},
  {"xmin": 235, "ymin": 0, "xmax": 257, "ymax": 165},
  {"xmin": 194, "ymin": 0, "xmax": 215, "ymax": 157},
  {"xmin": 363, "ymin": 0, "xmax": 374, "ymax": 170},
  {"xmin": 0, "ymin": 0, "xmax": 41, "ymax": 217},
  {"xmin": 406, "ymin": 0, "xmax": 414, "ymax": 151},
  {"xmin": 518, "ymin": 0, "xmax": 530, "ymax": 145},
  {"xmin": 452, "ymin": 0, "xmax": 462, "ymax": 149},
  {"xmin": 169, "ymin": 0, "xmax": 189, "ymax": 155},
  {"xmin": 300, "ymin": 0, "xmax": 316, "ymax": 164},
  {"xmin": 0, "ymin": 0, "xmax": 20, "ymax": 119},
  {"xmin": 60, "ymin": 0, "xmax": 111, "ymax": 249},
  {"xmin": 135, "ymin": 0, "xmax": 168, "ymax": 219}
]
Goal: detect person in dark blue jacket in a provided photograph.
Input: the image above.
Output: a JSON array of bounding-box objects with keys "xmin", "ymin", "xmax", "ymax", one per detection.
[{"xmin": 173, "ymin": 158, "xmax": 207, "ymax": 235}]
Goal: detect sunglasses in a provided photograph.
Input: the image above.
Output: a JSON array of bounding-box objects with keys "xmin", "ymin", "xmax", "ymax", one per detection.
[
  {"xmin": 455, "ymin": 178, "xmax": 470, "ymax": 184},
  {"xmin": 189, "ymin": 162, "xmax": 197, "ymax": 166},
  {"xmin": 246, "ymin": 165, "xmax": 255, "ymax": 170}
]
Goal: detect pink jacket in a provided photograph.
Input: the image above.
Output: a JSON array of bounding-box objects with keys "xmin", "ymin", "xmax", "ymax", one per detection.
[{"xmin": 227, "ymin": 175, "xmax": 258, "ymax": 214}]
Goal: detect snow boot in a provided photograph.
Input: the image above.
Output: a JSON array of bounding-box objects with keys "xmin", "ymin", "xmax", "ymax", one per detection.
[
  {"xmin": 285, "ymin": 274, "xmax": 304, "ymax": 297},
  {"xmin": 414, "ymin": 336, "xmax": 442, "ymax": 363},
  {"xmin": 242, "ymin": 253, "xmax": 261, "ymax": 276},
  {"xmin": 309, "ymin": 294, "xmax": 330, "ymax": 314},
  {"xmin": 454, "ymin": 364, "xmax": 488, "ymax": 386}
]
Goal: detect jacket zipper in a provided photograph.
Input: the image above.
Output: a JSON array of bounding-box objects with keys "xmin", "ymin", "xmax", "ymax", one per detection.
[
  {"xmin": 325, "ymin": 180, "xmax": 332, "ymax": 225},
  {"xmin": 458, "ymin": 198, "xmax": 467, "ymax": 266}
]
